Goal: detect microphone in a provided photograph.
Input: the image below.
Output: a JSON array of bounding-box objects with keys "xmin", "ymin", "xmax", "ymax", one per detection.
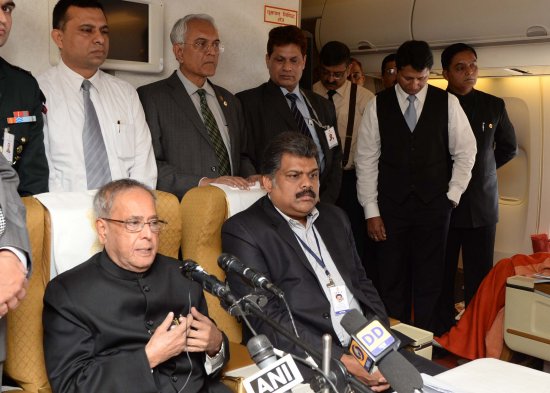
[
  {"xmin": 340, "ymin": 309, "xmax": 423, "ymax": 393},
  {"xmin": 218, "ymin": 253, "xmax": 284, "ymax": 297},
  {"xmin": 244, "ymin": 335, "xmax": 304, "ymax": 393},
  {"xmin": 181, "ymin": 260, "xmax": 237, "ymax": 305},
  {"xmin": 247, "ymin": 334, "xmax": 278, "ymax": 369}
]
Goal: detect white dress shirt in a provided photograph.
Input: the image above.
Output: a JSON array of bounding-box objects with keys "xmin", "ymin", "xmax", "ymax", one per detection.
[
  {"xmin": 313, "ymin": 80, "xmax": 374, "ymax": 169},
  {"xmin": 355, "ymin": 83, "xmax": 476, "ymax": 218},
  {"xmin": 37, "ymin": 60, "xmax": 157, "ymax": 192},
  {"xmin": 274, "ymin": 205, "xmax": 361, "ymax": 346}
]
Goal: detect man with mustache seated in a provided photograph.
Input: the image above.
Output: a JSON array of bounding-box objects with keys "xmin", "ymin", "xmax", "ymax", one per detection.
[{"xmin": 222, "ymin": 132, "xmax": 444, "ymax": 392}]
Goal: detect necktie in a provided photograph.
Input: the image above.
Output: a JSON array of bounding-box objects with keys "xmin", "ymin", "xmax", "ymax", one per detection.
[
  {"xmin": 0, "ymin": 207, "xmax": 5, "ymax": 237},
  {"xmin": 81, "ymin": 80, "xmax": 111, "ymax": 189},
  {"xmin": 286, "ymin": 93, "xmax": 312, "ymax": 138},
  {"xmin": 327, "ymin": 90, "xmax": 337, "ymax": 102},
  {"xmin": 197, "ymin": 89, "xmax": 230, "ymax": 176},
  {"xmin": 404, "ymin": 94, "xmax": 417, "ymax": 131}
]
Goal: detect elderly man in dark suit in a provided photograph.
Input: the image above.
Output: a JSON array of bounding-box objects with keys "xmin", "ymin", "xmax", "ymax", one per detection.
[
  {"xmin": 437, "ymin": 43, "xmax": 517, "ymax": 333},
  {"xmin": 138, "ymin": 14, "xmax": 257, "ymax": 200},
  {"xmin": 0, "ymin": 152, "xmax": 31, "ymax": 386},
  {"xmin": 0, "ymin": 0, "xmax": 48, "ymax": 196},
  {"xmin": 222, "ymin": 132, "xmax": 443, "ymax": 392},
  {"xmin": 237, "ymin": 25, "xmax": 342, "ymax": 203}
]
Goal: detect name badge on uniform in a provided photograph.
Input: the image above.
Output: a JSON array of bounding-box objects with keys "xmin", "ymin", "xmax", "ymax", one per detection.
[
  {"xmin": 325, "ymin": 126, "xmax": 339, "ymax": 149},
  {"xmin": 2, "ymin": 128, "xmax": 15, "ymax": 162},
  {"xmin": 330, "ymin": 285, "xmax": 350, "ymax": 315}
]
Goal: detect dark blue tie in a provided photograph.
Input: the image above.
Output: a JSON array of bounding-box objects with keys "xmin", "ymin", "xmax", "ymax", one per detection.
[{"xmin": 286, "ymin": 93, "xmax": 312, "ymax": 138}]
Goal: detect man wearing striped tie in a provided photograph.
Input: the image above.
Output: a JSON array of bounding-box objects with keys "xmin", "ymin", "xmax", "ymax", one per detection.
[
  {"xmin": 237, "ymin": 25, "xmax": 343, "ymax": 204},
  {"xmin": 138, "ymin": 14, "xmax": 259, "ymax": 200}
]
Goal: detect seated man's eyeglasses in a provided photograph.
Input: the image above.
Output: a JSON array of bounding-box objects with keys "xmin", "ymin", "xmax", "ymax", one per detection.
[
  {"xmin": 101, "ymin": 218, "xmax": 167, "ymax": 233},
  {"xmin": 384, "ymin": 67, "xmax": 397, "ymax": 75},
  {"xmin": 180, "ymin": 39, "xmax": 225, "ymax": 53}
]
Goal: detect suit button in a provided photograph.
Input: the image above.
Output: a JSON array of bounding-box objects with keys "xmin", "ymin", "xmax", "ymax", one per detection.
[
  {"xmin": 322, "ymin": 312, "xmax": 330, "ymax": 319},
  {"xmin": 146, "ymin": 320, "xmax": 154, "ymax": 327},
  {"xmin": 211, "ymin": 166, "xmax": 217, "ymax": 172},
  {"xmin": 143, "ymin": 285, "xmax": 150, "ymax": 292},
  {"xmin": 171, "ymin": 376, "xmax": 178, "ymax": 382}
]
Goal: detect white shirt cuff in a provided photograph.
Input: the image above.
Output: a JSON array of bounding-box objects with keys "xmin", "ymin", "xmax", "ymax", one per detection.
[
  {"xmin": 0, "ymin": 246, "xmax": 27, "ymax": 270},
  {"xmin": 204, "ymin": 340, "xmax": 225, "ymax": 375}
]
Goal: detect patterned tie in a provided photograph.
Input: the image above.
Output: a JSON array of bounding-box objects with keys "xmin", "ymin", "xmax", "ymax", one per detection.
[
  {"xmin": 286, "ymin": 93, "xmax": 312, "ymax": 138},
  {"xmin": 0, "ymin": 207, "xmax": 5, "ymax": 237},
  {"xmin": 196, "ymin": 89, "xmax": 230, "ymax": 176},
  {"xmin": 327, "ymin": 90, "xmax": 337, "ymax": 102},
  {"xmin": 404, "ymin": 94, "xmax": 417, "ymax": 132},
  {"xmin": 81, "ymin": 80, "xmax": 111, "ymax": 189}
]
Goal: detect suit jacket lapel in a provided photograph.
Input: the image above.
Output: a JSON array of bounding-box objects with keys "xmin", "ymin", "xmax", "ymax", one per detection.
[
  {"xmin": 265, "ymin": 80, "xmax": 299, "ymax": 131},
  {"xmin": 0, "ymin": 58, "xmax": 7, "ymax": 109},
  {"xmin": 166, "ymin": 72, "xmax": 211, "ymax": 145}
]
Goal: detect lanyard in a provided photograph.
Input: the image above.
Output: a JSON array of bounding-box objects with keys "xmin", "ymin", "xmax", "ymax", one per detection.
[{"xmin": 294, "ymin": 227, "xmax": 335, "ymax": 287}]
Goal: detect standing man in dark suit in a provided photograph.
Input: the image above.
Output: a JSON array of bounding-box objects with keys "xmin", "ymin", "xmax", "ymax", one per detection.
[
  {"xmin": 0, "ymin": 152, "xmax": 31, "ymax": 386},
  {"xmin": 138, "ymin": 14, "xmax": 257, "ymax": 200},
  {"xmin": 237, "ymin": 25, "xmax": 342, "ymax": 203},
  {"xmin": 0, "ymin": 0, "xmax": 48, "ymax": 196},
  {"xmin": 355, "ymin": 41, "xmax": 476, "ymax": 335},
  {"xmin": 438, "ymin": 43, "xmax": 517, "ymax": 332},
  {"xmin": 223, "ymin": 132, "xmax": 443, "ymax": 392}
]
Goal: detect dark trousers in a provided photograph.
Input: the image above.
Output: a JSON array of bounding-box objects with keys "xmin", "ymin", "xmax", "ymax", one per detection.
[
  {"xmin": 336, "ymin": 170, "xmax": 379, "ymax": 284},
  {"xmin": 438, "ymin": 224, "xmax": 496, "ymax": 333},
  {"xmin": 376, "ymin": 193, "xmax": 453, "ymax": 336}
]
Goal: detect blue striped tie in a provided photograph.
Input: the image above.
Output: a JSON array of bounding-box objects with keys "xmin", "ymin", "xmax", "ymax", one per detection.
[{"xmin": 286, "ymin": 93, "xmax": 312, "ymax": 138}]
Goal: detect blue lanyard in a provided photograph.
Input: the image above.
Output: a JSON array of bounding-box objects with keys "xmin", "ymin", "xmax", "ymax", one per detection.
[{"xmin": 294, "ymin": 227, "xmax": 335, "ymax": 287}]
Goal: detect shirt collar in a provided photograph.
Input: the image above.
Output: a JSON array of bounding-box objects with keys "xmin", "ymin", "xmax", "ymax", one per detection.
[
  {"xmin": 318, "ymin": 79, "xmax": 349, "ymax": 99},
  {"xmin": 395, "ymin": 81, "xmax": 428, "ymax": 105},
  {"xmin": 98, "ymin": 249, "xmax": 152, "ymax": 280},
  {"xmin": 270, "ymin": 197, "xmax": 320, "ymax": 230},
  {"xmin": 58, "ymin": 58, "xmax": 103, "ymax": 94},
  {"xmin": 280, "ymin": 85, "xmax": 304, "ymax": 102},
  {"xmin": 176, "ymin": 68, "xmax": 216, "ymax": 98}
]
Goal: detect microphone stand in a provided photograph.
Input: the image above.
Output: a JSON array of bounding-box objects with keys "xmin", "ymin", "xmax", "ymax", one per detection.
[{"xmin": 236, "ymin": 297, "xmax": 372, "ymax": 393}]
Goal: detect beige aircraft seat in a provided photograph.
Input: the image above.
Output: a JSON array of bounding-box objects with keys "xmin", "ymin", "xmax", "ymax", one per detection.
[{"xmin": 504, "ymin": 275, "xmax": 550, "ymax": 361}]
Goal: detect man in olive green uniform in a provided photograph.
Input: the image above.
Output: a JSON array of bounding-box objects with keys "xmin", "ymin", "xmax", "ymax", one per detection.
[{"xmin": 0, "ymin": 0, "xmax": 48, "ymax": 196}]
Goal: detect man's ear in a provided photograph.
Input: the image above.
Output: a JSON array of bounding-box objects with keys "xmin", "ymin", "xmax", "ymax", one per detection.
[
  {"xmin": 51, "ymin": 29, "xmax": 63, "ymax": 50},
  {"xmin": 263, "ymin": 175, "xmax": 273, "ymax": 193},
  {"xmin": 442, "ymin": 69, "xmax": 449, "ymax": 81},
  {"xmin": 96, "ymin": 218, "xmax": 107, "ymax": 245}
]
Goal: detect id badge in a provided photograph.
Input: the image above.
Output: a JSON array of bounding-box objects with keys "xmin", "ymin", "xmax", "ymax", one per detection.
[
  {"xmin": 2, "ymin": 128, "xmax": 14, "ymax": 162},
  {"xmin": 325, "ymin": 126, "xmax": 339, "ymax": 149},
  {"xmin": 330, "ymin": 285, "xmax": 350, "ymax": 315}
]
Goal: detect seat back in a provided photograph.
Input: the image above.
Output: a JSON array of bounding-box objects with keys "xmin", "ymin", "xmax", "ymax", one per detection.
[{"xmin": 5, "ymin": 197, "xmax": 51, "ymax": 393}]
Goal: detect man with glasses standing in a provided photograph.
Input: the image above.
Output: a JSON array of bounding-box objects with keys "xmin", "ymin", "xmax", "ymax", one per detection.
[
  {"xmin": 237, "ymin": 25, "xmax": 342, "ymax": 203},
  {"xmin": 313, "ymin": 41, "xmax": 374, "ymax": 273},
  {"xmin": 138, "ymin": 14, "xmax": 257, "ymax": 200},
  {"xmin": 43, "ymin": 179, "xmax": 230, "ymax": 393},
  {"xmin": 381, "ymin": 54, "xmax": 397, "ymax": 90}
]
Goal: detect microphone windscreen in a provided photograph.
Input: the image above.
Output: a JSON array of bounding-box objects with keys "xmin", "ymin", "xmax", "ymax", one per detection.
[
  {"xmin": 340, "ymin": 309, "xmax": 367, "ymax": 334},
  {"xmin": 377, "ymin": 350, "xmax": 423, "ymax": 393}
]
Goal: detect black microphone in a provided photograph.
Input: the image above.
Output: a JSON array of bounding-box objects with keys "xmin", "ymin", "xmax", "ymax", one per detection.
[
  {"xmin": 340, "ymin": 310, "xmax": 423, "ymax": 393},
  {"xmin": 218, "ymin": 253, "xmax": 284, "ymax": 297},
  {"xmin": 181, "ymin": 260, "xmax": 237, "ymax": 305}
]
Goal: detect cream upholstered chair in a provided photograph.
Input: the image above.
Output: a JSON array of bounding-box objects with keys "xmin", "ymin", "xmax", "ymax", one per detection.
[
  {"xmin": 180, "ymin": 186, "xmax": 264, "ymax": 392},
  {"xmin": 3, "ymin": 191, "xmax": 182, "ymax": 393}
]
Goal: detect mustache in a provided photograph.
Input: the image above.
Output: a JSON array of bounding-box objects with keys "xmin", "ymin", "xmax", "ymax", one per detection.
[{"xmin": 296, "ymin": 189, "xmax": 316, "ymax": 199}]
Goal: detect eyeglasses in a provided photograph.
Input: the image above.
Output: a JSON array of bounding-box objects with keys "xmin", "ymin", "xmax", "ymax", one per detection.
[
  {"xmin": 101, "ymin": 218, "xmax": 167, "ymax": 233},
  {"xmin": 384, "ymin": 68, "xmax": 397, "ymax": 75},
  {"xmin": 320, "ymin": 68, "xmax": 347, "ymax": 80},
  {"xmin": 179, "ymin": 39, "xmax": 225, "ymax": 53},
  {"xmin": 350, "ymin": 72, "xmax": 364, "ymax": 80}
]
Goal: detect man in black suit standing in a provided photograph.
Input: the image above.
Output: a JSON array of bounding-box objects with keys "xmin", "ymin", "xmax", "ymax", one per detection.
[
  {"xmin": 222, "ymin": 132, "xmax": 443, "ymax": 392},
  {"xmin": 138, "ymin": 14, "xmax": 257, "ymax": 199},
  {"xmin": 237, "ymin": 25, "xmax": 342, "ymax": 203},
  {"xmin": 438, "ymin": 43, "xmax": 517, "ymax": 332},
  {"xmin": 0, "ymin": 0, "xmax": 48, "ymax": 196},
  {"xmin": 355, "ymin": 41, "xmax": 476, "ymax": 336}
]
